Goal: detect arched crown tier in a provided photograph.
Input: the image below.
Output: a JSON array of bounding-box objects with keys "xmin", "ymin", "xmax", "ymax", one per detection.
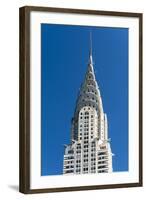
[{"xmin": 74, "ymin": 47, "xmax": 103, "ymax": 119}]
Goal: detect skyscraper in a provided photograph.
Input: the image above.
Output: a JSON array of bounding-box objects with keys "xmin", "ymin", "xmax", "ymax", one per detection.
[{"xmin": 63, "ymin": 35, "xmax": 113, "ymax": 175}]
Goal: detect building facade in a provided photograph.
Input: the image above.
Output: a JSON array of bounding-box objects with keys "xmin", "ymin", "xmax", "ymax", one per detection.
[{"xmin": 63, "ymin": 40, "xmax": 113, "ymax": 175}]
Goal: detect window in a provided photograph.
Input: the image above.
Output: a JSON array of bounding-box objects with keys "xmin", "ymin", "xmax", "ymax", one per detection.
[
  {"xmin": 68, "ymin": 161, "xmax": 73, "ymax": 164},
  {"xmin": 91, "ymin": 158, "xmax": 96, "ymax": 161},
  {"xmin": 68, "ymin": 150, "xmax": 74, "ymax": 154},
  {"xmin": 64, "ymin": 156, "xmax": 74, "ymax": 160},
  {"xmin": 91, "ymin": 115, "xmax": 93, "ymax": 118},
  {"xmin": 65, "ymin": 170, "xmax": 74, "ymax": 173},
  {"xmin": 98, "ymin": 161, "xmax": 105, "ymax": 164},
  {"xmin": 91, "ymin": 167, "xmax": 96, "ymax": 170},
  {"xmin": 98, "ymin": 152, "xmax": 106, "ymax": 156},
  {"xmin": 91, "ymin": 141, "xmax": 95, "ymax": 145},
  {"xmin": 84, "ymin": 124, "xmax": 89, "ymax": 128},
  {"xmin": 91, "ymin": 148, "xmax": 95, "ymax": 152},
  {"xmin": 98, "ymin": 166, "xmax": 103, "ymax": 169},
  {"xmin": 100, "ymin": 146, "xmax": 106, "ymax": 150},
  {"xmin": 98, "ymin": 170, "xmax": 106, "ymax": 173}
]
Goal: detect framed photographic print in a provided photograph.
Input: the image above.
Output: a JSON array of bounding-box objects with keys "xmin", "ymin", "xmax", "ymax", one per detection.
[{"xmin": 19, "ymin": 6, "xmax": 143, "ymax": 194}]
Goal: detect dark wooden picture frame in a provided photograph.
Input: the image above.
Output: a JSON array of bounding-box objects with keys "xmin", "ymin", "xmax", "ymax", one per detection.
[{"xmin": 19, "ymin": 6, "xmax": 143, "ymax": 194}]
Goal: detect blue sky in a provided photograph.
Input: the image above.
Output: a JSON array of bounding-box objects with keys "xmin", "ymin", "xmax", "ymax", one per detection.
[{"xmin": 41, "ymin": 24, "xmax": 128, "ymax": 175}]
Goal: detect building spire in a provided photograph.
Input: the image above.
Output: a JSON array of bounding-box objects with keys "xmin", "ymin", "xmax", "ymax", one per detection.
[
  {"xmin": 89, "ymin": 31, "xmax": 93, "ymax": 65},
  {"xmin": 90, "ymin": 31, "xmax": 92, "ymax": 55}
]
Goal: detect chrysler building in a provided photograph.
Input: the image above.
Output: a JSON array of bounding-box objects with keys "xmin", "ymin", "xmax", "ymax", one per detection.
[{"xmin": 63, "ymin": 35, "xmax": 113, "ymax": 175}]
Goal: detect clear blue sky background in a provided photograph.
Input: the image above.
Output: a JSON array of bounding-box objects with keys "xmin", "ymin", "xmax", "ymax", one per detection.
[{"xmin": 41, "ymin": 24, "xmax": 128, "ymax": 176}]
